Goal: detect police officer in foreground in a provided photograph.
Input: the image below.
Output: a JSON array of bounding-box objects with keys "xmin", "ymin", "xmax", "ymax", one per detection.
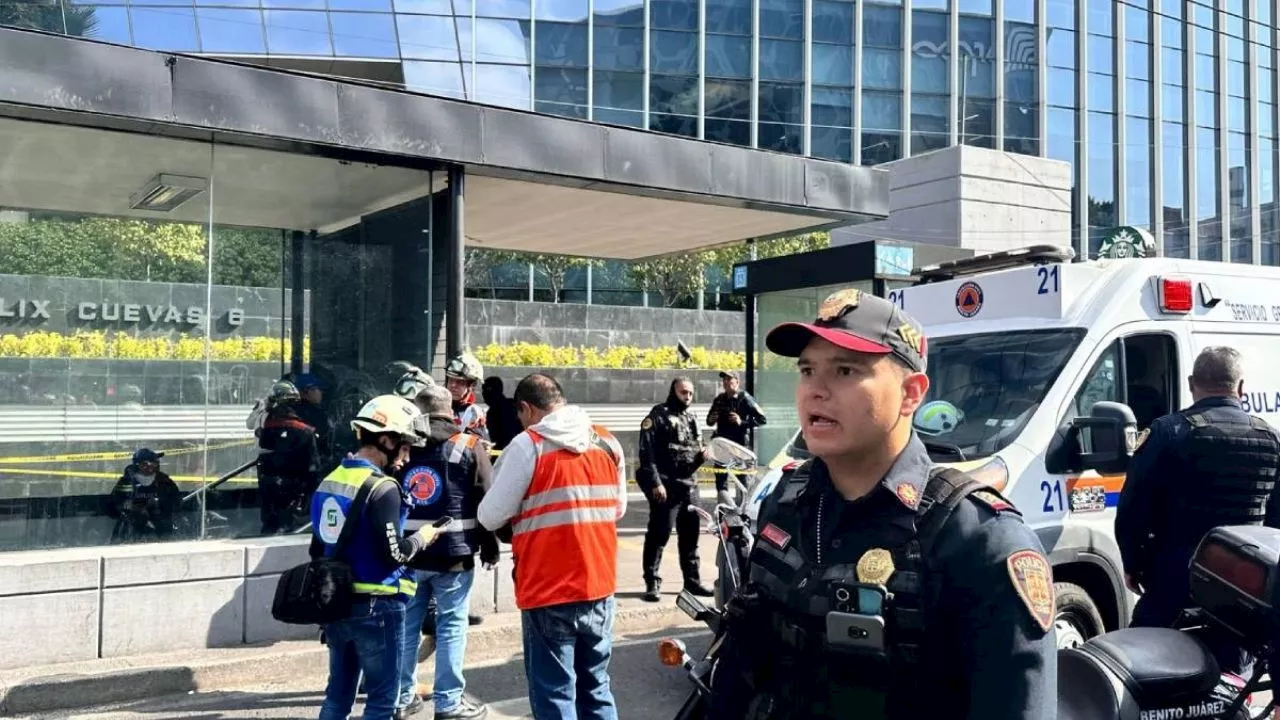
[
  {"xmin": 708, "ymin": 288, "xmax": 1056, "ymax": 720},
  {"xmin": 638, "ymin": 377, "xmax": 714, "ymax": 602},
  {"xmin": 1116, "ymin": 346, "xmax": 1280, "ymax": 670},
  {"xmin": 706, "ymin": 370, "xmax": 767, "ymax": 503},
  {"xmin": 310, "ymin": 394, "xmax": 442, "ymax": 720},
  {"xmin": 396, "ymin": 384, "xmax": 496, "ymax": 720}
]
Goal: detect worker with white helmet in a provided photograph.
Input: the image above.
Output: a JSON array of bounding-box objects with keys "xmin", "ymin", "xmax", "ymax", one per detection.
[
  {"xmin": 311, "ymin": 394, "xmax": 443, "ymax": 720},
  {"xmin": 445, "ymin": 353, "xmax": 490, "ymax": 444}
]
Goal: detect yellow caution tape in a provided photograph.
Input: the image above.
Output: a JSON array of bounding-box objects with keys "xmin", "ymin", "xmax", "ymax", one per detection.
[
  {"xmin": 0, "ymin": 466, "xmax": 259, "ymax": 485},
  {"xmin": 0, "ymin": 439, "xmax": 255, "ymax": 465}
]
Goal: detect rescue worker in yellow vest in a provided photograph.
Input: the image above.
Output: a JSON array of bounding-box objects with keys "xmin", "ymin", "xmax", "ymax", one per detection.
[
  {"xmin": 395, "ymin": 383, "xmax": 496, "ymax": 720},
  {"xmin": 311, "ymin": 395, "xmax": 443, "ymax": 720}
]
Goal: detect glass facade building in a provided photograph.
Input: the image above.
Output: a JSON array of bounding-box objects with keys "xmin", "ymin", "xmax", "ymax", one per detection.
[{"xmin": 7, "ymin": 0, "xmax": 1278, "ymax": 262}]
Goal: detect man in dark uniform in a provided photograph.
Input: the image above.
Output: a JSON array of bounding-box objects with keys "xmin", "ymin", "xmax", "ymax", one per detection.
[
  {"xmin": 256, "ymin": 380, "xmax": 322, "ymax": 535},
  {"xmin": 708, "ymin": 288, "xmax": 1056, "ymax": 720},
  {"xmin": 706, "ymin": 370, "xmax": 767, "ymax": 501},
  {"xmin": 293, "ymin": 373, "xmax": 333, "ymax": 469},
  {"xmin": 1116, "ymin": 346, "xmax": 1280, "ymax": 670},
  {"xmin": 396, "ymin": 384, "xmax": 496, "ymax": 720},
  {"xmin": 638, "ymin": 377, "xmax": 714, "ymax": 602},
  {"xmin": 107, "ymin": 448, "xmax": 182, "ymax": 542}
]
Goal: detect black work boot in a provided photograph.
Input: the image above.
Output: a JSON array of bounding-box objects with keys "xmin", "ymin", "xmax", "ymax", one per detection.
[
  {"xmin": 395, "ymin": 696, "xmax": 426, "ymax": 720},
  {"xmin": 643, "ymin": 579, "xmax": 661, "ymax": 602},
  {"xmin": 684, "ymin": 579, "xmax": 714, "ymax": 597}
]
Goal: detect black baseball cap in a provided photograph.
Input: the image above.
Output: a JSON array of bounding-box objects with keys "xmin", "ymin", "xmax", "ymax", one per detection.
[
  {"xmin": 718, "ymin": 371, "xmax": 738, "ymax": 381},
  {"xmin": 765, "ymin": 288, "xmax": 928, "ymax": 373}
]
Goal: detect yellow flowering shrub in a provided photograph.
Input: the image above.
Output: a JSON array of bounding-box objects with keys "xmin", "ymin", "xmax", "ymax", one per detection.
[
  {"xmin": 472, "ymin": 342, "xmax": 745, "ymax": 370},
  {"xmin": 0, "ymin": 330, "xmax": 311, "ymax": 363}
]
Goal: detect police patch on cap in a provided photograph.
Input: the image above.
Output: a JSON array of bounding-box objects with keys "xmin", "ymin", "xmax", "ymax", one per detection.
[
  {"xmin": 817, "ymin": 288, "xmax": 861, "ymax": 321},
  {"xmin": 1007, "ymin": 550, "xmax": 1055, "ymax": 633}
]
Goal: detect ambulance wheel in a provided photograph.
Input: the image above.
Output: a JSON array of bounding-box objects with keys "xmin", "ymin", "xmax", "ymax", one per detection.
[{"xmin": 1053, "ymin": 582, "xmax": 1104, "ymax": 650}]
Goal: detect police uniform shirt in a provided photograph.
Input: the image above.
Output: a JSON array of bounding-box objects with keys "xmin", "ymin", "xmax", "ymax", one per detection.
[
  {"xmin": 637, "ymin": 402, "xmax": 703, "ymax": 489},
  {"xmin": 752, "ymin": 435, "xmax": 1057, "ymax": 718},
  {"xmin": 707, "ymin": 391, "xmax": 766, "ymax": 444}
]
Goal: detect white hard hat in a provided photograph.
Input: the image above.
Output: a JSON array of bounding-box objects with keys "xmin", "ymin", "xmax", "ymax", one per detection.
[
  {"xmin": 445, "ymin": 353, "xmax": 484, "ymax": 383},
  {"xmin": 351, "ymin": 394, "xmax": 423, "ymax": 441}
]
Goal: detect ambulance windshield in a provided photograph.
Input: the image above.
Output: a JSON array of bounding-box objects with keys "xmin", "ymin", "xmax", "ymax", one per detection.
[{"xmin": 914, "ymin": 328, "xmax": 1086, "ymax": 459}]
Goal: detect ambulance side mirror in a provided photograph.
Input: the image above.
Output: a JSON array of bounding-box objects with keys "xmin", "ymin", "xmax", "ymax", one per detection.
[{"xmin": 1072, "ymin": 401, "xmax": 1138, "ymax": 475}]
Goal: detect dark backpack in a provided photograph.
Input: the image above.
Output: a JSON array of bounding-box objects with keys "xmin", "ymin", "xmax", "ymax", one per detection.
[{"xmin": 271, "ymin": 475, "xmax": 377, "ymax": 625}]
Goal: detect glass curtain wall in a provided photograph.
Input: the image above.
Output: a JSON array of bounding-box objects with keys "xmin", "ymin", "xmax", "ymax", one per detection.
[{"xmin": 0, "ymin": 116, "xmax": 439, "ymax": 552}]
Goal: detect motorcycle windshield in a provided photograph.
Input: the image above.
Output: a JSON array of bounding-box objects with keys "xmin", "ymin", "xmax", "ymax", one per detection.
[{"xmin": 914, "ymin": 328, "xmax": 1085, "ymax": 460}]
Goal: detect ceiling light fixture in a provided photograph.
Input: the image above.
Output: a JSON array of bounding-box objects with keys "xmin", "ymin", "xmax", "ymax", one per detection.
[{"xmin": 129, "ymin": 174, "xmax": 208, "ymax": 212}]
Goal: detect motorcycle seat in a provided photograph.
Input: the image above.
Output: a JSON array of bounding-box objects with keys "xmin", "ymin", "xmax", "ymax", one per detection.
[
  {"xmin": 1070, "ymin": 628, "xmax": 1220, "ymax": 706},
  {"xmin": 1058, "ymin": 645, "xmax": 1129, "ymax": 720}
]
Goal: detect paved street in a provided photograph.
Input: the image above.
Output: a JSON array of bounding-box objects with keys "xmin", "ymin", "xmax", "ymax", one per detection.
[{"xmin": 35, "ymin": 625, "xmax": 713, "ymax": 719}]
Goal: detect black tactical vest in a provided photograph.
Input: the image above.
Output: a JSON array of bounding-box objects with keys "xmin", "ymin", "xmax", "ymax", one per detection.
[
  {"xmin": 401, "ymin": 433, "xmax": 482, "ymax": 559},
  {"xmin": 744, "ymin": 462, "xmax": 991, "ymax": 718},
  {"xmin": 1170, "ymin": 410, "xmax": 1280, "ymax": 542}
]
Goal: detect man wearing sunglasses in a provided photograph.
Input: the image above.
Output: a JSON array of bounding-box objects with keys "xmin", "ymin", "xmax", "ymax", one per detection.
[{"xmin": 707, "ymin": 289, "xmax": 1056, "ymax": 720}]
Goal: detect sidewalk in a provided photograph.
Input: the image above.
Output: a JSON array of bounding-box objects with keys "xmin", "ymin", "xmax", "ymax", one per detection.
[{"xmin": 0, "ymin": 533, "xmax": 719, "ymax": 717}]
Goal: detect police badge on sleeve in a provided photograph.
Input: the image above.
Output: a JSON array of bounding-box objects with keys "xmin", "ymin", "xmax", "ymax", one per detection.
[{"xmin": 1007, "ymin": 550, "xmax": 1055, "ymax": 633}]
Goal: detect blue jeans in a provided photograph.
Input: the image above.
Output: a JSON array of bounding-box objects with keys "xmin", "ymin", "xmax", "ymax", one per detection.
[
  {"xmin": 399, "ymin": 568, "xmax": 476, "ymax": 711},
  {"xmin": 521, "ymin": 596, "xmax": 618, "ymax": 720},
  {"xmin": 319, "ymin": 595, "xmax": 407, "ymax": 720}
]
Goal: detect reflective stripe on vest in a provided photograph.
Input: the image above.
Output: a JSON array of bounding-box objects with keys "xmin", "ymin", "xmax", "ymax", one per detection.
[
  {"xmin": 310, "ymin": 463, "xmax": 414, "ymax": 598},
  {"xmin": 510, "ymin": 425, "xmax": 620, "ymax": 610}
]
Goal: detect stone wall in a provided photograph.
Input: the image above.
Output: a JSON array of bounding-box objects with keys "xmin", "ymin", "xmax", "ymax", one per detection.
[
  {"xmin": 0, "ymin": 534, "xmax": 514, "ymax": 670},
  {"xmin": 467, "ymin": 299, "xmax": 744, "ymax": 353}
]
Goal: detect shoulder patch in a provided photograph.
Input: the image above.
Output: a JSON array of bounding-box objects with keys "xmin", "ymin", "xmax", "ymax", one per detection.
[
  {"xmin": 971, "ymin": 490, "xmax": 1020, "ymax": 516},
  {"xmin": 641, "ymin": 417, "xmax": 653, "ymax": 431},
  {"xmin": 1007, "ymin": 550, "xmax": 1055, "ymax": 633},
  {"xmin": 1134, "ymin": 428, "xmax": 1151, "ymax": 450}
]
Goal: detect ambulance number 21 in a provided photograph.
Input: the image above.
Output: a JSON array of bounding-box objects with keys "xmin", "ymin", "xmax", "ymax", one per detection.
[
  {"xmin": 1041, "ymin": 479, "xmax": 1064, "ymax": 512},
  {"xmin": 1036, "ymin": 266, "xmax": 1061, "ymax": 295}
]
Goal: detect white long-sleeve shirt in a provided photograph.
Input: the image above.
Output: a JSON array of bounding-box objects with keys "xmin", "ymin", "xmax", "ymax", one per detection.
[{"xmin": 478, "ymin": 404, "xmax": 627, "ymax": 531}]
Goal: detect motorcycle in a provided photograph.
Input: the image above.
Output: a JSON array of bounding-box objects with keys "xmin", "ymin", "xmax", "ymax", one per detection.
[
  {"xmin": 1059, "ymin": 524, "xmax": 1280, "ymax": 720},
  {"xmin": 650, "ymin": 439, "xmax": 759, "ymax": 719}
]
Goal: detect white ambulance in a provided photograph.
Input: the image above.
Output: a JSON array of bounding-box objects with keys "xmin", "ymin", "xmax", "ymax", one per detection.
[{"xmin": 736, "ymin": 245, "xmax": 1280, "ymax": 650}]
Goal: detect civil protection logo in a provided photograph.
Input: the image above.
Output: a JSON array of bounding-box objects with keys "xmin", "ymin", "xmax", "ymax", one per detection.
[
  {"xmin": 955, "ymin": 281, "xmax": 984, "ymax": 318},
  {"xmin": 406, "ymin": 465, "xmax": 444, "ymax": 505}
]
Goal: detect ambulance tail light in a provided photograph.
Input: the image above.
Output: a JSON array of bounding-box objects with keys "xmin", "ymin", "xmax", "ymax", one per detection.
[{"xmin": 1158, "ymin": 276, "xmax": 1194, "ymax": 314}]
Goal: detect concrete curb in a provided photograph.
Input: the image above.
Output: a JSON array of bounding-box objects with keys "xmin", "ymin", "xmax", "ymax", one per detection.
[{"xmin": 0, "ymin": 602, "xmax": 691, "ymax": 717}]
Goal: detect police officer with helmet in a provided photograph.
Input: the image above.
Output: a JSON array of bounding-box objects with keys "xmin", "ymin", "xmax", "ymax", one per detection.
[
  {"xmin": 1116, "ymin": 346, "xmax": 1280, "ymax": 669},
  {"xmin": 395, "ymin": 383, "xmax": 496, "ymax": 720},
  {"xmin": 310, "ymin": 394, "xmax": 443, "ymax": 720},
  {"xmin": 638, "ymin": 377, "xmax": 714, "ymax": 602},
  {"xmin": 707, "ymin": 288, "xmax": 1056, "ymax": 720}
]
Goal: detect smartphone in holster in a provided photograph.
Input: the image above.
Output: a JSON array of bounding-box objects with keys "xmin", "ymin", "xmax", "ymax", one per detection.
[{"xmin": 825, "ymin": 612, "xmax": 887, "ymax": 655}]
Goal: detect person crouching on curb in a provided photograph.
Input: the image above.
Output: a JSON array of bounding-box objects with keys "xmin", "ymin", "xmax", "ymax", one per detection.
[
  {"xmin": 311, "ymin": 395, "xmax": 443, "ymax": 720},
  {"xmin": 395, "ymin": 383, "xmax": 497, "ymax": 720},
  {"xmin": 477, "ymin": 374, "xmax": 627, "ymax": 720}
]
